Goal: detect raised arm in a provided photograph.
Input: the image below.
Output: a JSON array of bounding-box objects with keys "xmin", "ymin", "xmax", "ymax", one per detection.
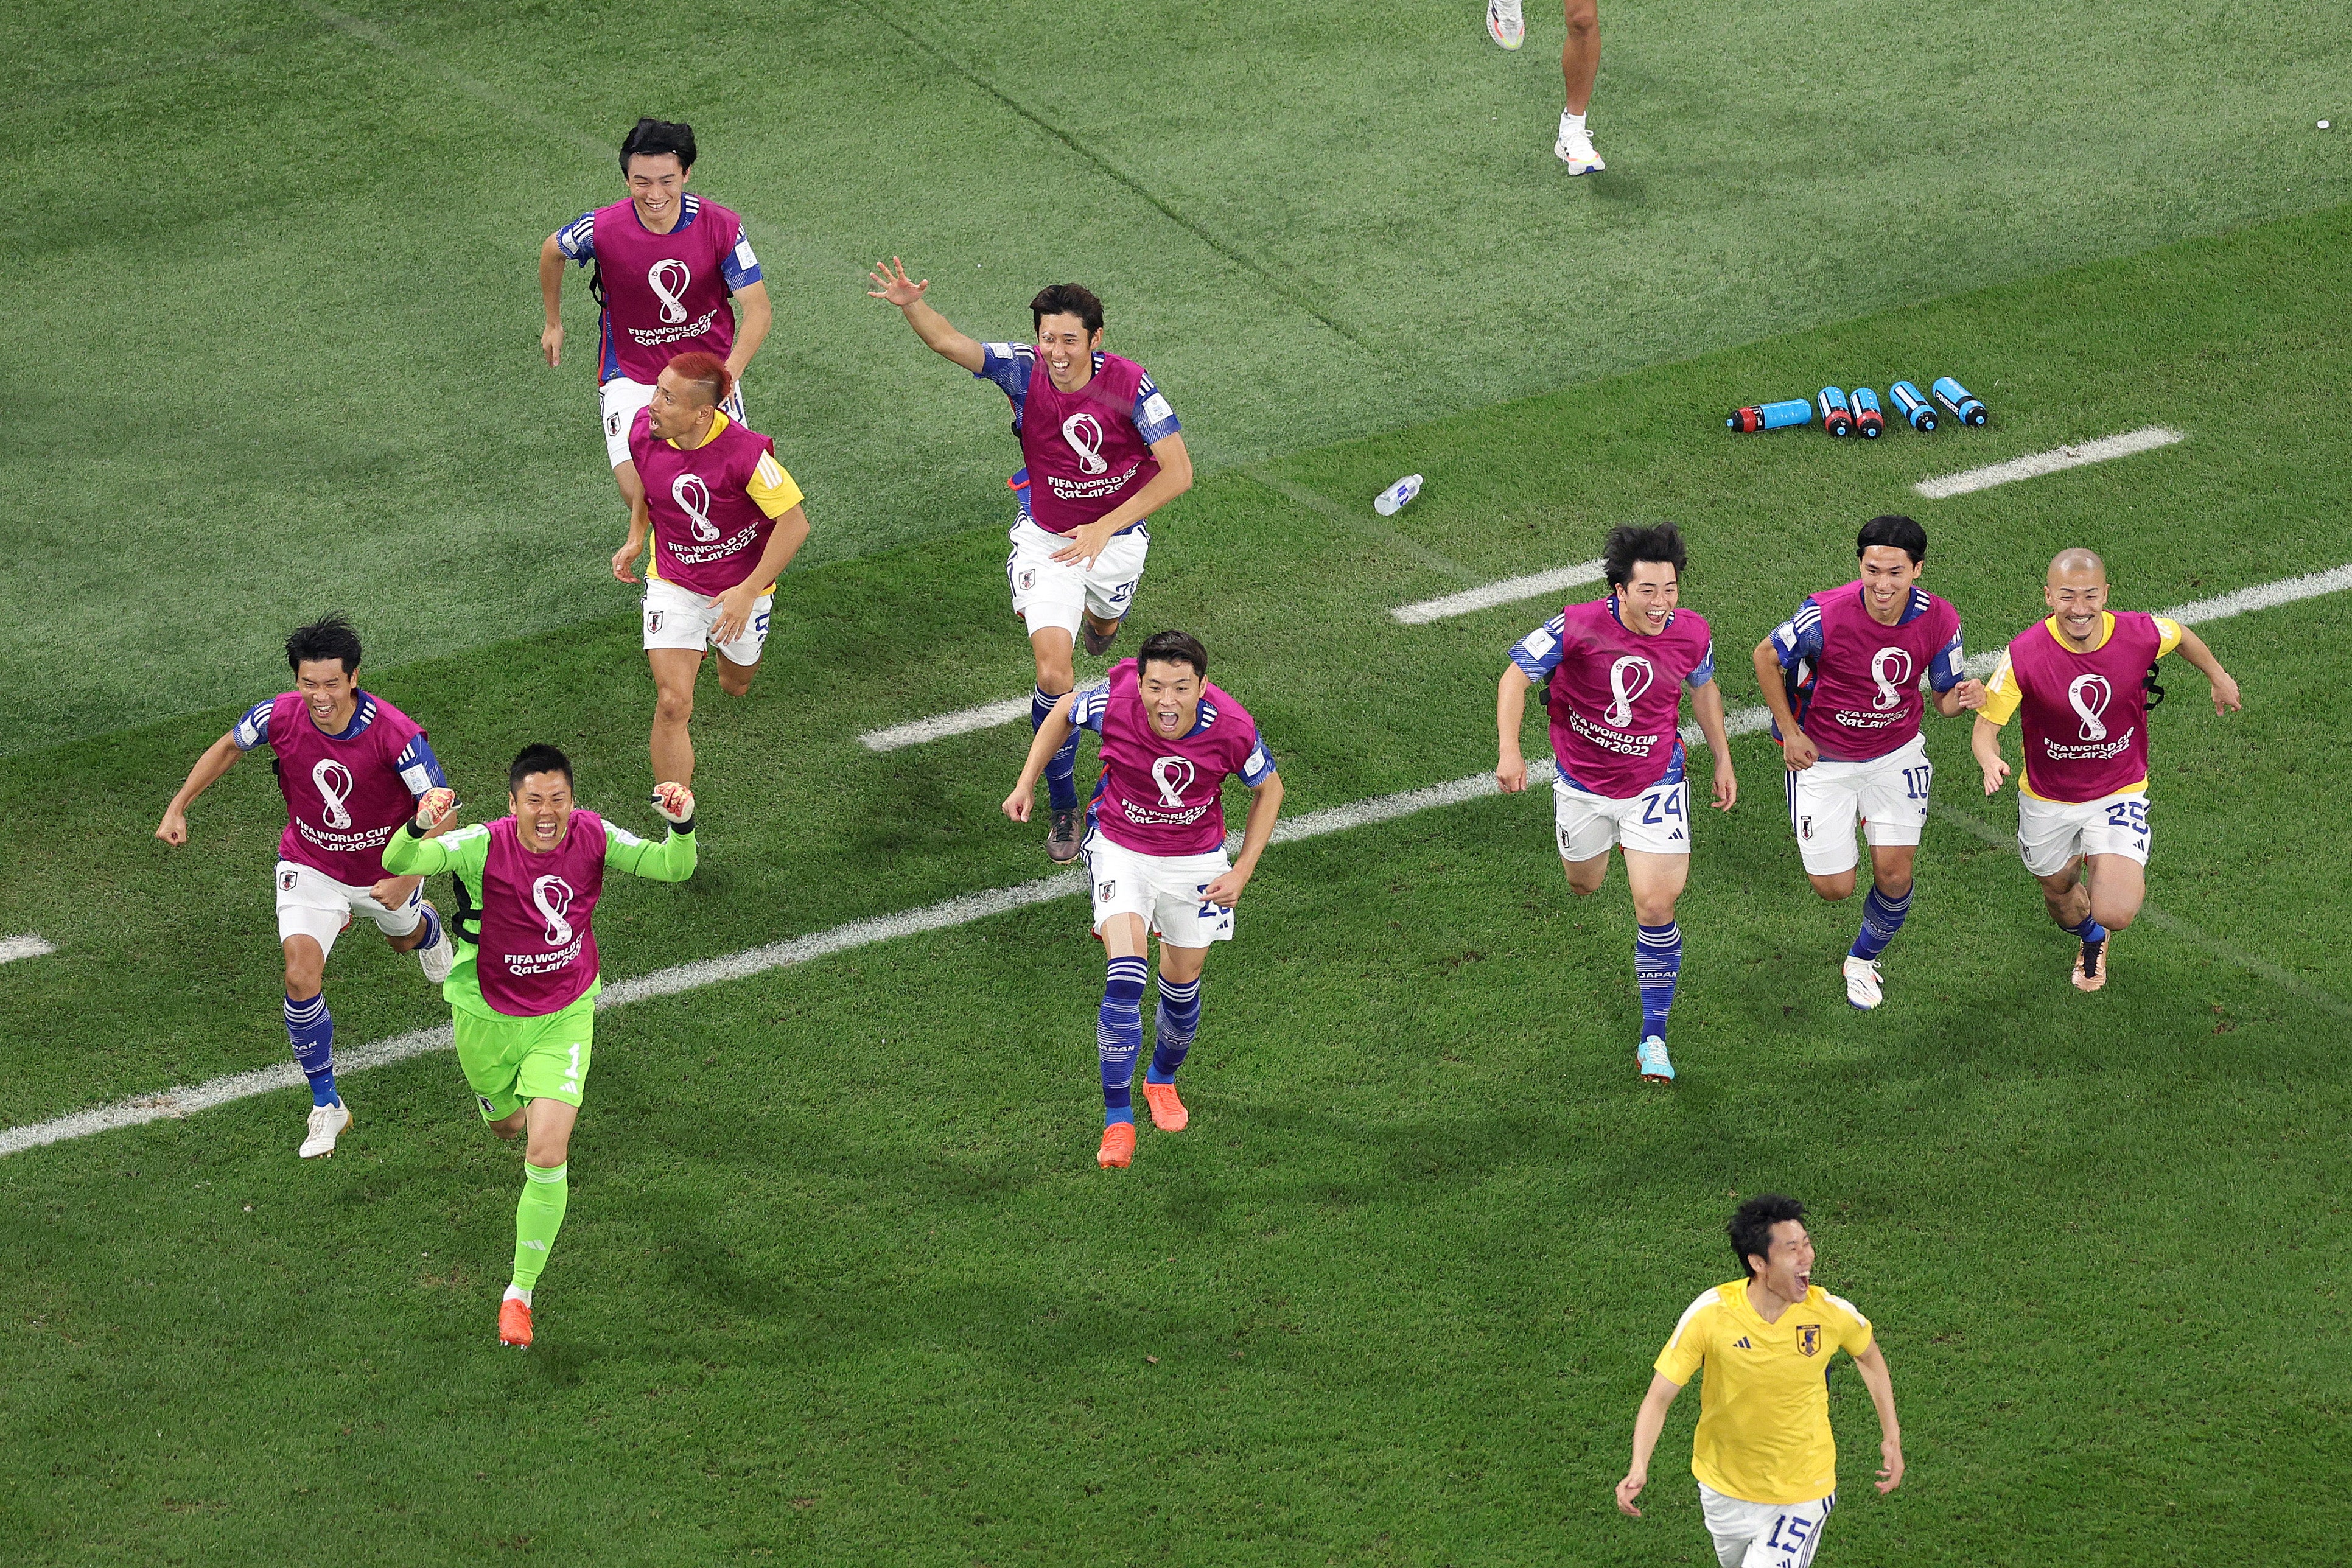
[
  {"xmin": 1688, "ymin": 680, "xmax": 1738, "ymax": 811},
  {"xmin": 1850, "ymin": 1340, "xmax": 1905, "ymax": 1494},
  {"xmin": 381, "ymin": 791, "xmax": 475, "ymax": 877},
  {"xmin": 1496, "ymin": 663, "xmax": 1535, "ymax": 793},
  {"xmin": 867, "ymin": 257, "xmax": 985, "ymax": 373},
  {"xmin": 155, "ymin": 730, "xmax": 245, "ymax": 845},
  {"xmin": 1615, "ymin": 1372, "xmax": 1685, "ymax": 1517},
  {"xmin": 1003, "ymin": 695, "xmax": 1080, "ymax": 824},
  {"xmin": 539, "ymin": 231, "xmax": 570, "ymax": 368},
  {"xmin": 2172, "ymin": 625, "xmax": 2242, "ymax": 715}
]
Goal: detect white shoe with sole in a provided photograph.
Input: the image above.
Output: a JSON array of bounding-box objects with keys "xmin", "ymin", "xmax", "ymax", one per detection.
[
  {"xmin": 415, "ymin": 903, "xmax": 455, "ymax": 984},
  {"xmin": 299, "ymin": 1101, "xmax": 352, "ymax": 1159},
  {"xmin": 1843, "ymin": 956, "xmax": 1883, "ymax": 1010},
  {"xmin": 1556, "ymin": 124, "xmax": 1606, "ymax": 174},
  {"xmin": 1487, "ymin": 0, "xmax": 1525, "ymax": 49}
]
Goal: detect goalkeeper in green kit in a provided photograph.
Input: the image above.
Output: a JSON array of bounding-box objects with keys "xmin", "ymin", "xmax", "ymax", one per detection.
[{"xmin": 385, "ymin": 744, "xmax": 698, "ymax": 1348}]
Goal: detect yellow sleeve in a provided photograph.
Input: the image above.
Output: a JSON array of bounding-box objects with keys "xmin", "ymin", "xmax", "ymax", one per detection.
[
  {"xmin": 748, "ymin": 451, "xmax": 804, "ymax": 519},
  {"xmin": 1824, "ymin": 1292, "xmax": 1875, "ymax": 1358},
  {"xmin": 1976, "ymin": 650, "xmax": 2023, "ymax": 726},
  {"xmin": 2152, "ymin": 615, "xmax": 2183, "ymax": 657},
  {"xmin": 1654, "ymin": 1292, "xmax": 1717, "ymax": 1384}
]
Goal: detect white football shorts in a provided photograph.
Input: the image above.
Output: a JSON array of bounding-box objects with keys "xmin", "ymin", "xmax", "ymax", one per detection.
[
  {"xmin": 2016, "ymin": 786, "xmax": 2151, "ymax": 877},
  {"xmin": 1552, "ymin": 773, "xmax": 1690, "ymax": 862},
  {"xmin": 600, "ymin": 374, "xmax": 746, "ymax": 469},
  {"xmin": 275, "ymin": 859, "xmax": 424, "ymax": 957},
  {"xmin": 1006, "ymin": 515, "xmax": 1149, "ymax": 639},
  {"xmin": 642, "ymin": 575, "xmax": 772, "ymax": 667},
  {"xmin": 1082, "ymin": 830, "xmax": 1235, "ymax": 949},
  {"xmin": 1786, "ymin": 734, "xmax": 1934, "ymax": 876},
  {"xmin": 1698, "ymin": 1484, "xmax": 1834, "ymax": 1568}
]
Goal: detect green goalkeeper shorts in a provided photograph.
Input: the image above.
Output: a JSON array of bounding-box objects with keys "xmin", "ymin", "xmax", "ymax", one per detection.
[{"xmin": 453, "ymin": 991, "xmax": 596, "ymax": 1123}]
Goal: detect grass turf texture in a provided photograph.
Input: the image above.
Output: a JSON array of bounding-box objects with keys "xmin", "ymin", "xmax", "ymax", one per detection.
[
  {"xmin": 3, "ymin": 0, "xmax": 2348, "ymax": 750},
  {"xmin": 4, "ymin": 208, "xmax": 2350, "ymax": 1563}
]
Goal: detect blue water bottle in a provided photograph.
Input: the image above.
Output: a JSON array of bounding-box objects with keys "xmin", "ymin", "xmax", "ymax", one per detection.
[
  {"xmin": 1816, "ymin": 387, "xmax": 1854, "ymax": 438},
  {"xmin": 1727, "ymin": 399, "xmax": 1812, "ymax": 433},
  {"xmin": 1889, "ymin": 380, "xmax": 1939, "ymax": 432},
  {"xmin": 1850, "ymin": 386, "xmax": 1886, "ymax": 439},
  {"xmin": 1931, "ymin": 376, "xmax": 1988, "ymax": 426}
]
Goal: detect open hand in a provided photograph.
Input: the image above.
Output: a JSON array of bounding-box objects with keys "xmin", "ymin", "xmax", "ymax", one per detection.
[
  {"xmin": 712, "ymin": 584, "xmax": 759, "ymax": 647},
  {"xmin": 1049, "ymin": 519, "xmax": 1118, "ymax": 569},
  {"xmin": 1980, "ymin": 755, "xmax": 2011, "ymax": 796},
  {"xmin": 541, "ymin": 322, "xmax": 564, "ymax": 368},
  {"xmin": 867, "ymin": 257, "xmax": 929, "ymax": 307}
]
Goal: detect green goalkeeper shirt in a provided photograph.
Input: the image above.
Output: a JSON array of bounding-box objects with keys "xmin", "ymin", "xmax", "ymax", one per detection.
[{"xmin": 382, "ymin": 813, "xmax": 697, "ymax": 1017}]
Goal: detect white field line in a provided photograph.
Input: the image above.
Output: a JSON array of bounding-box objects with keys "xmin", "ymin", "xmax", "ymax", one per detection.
[
  {"xmin": 1913, "ymin": 426, "xmax": 2185, "ymax": 500},
  {"xmin": 861, "ymin": 697, "xmax": 1034, "ymax": 753},
  {"xmin": 1393, "ymin": 561, "xmax": 1608, "ymax": 625},
  {"xmin": 1, "ymin": 934, "xmax": 57, "ymax": 964}
]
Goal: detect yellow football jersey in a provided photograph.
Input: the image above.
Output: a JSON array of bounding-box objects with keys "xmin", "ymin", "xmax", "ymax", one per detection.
[{"xmin": 1654, "ymin": 1279, "xmax": 1875, "ymax": 1505}]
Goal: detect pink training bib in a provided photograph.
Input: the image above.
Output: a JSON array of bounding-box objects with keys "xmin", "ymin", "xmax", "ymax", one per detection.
[
  {"xmin": 267, "ymin": 691, "xmax": 426, "ymax": 884},
  {"xmin": 1542, "ymin": 598, "xmax": 1714, "ymax": 798},
  {"xmin": 474, "ymin": 811, "xmax": 609, "ymax": 1016}
]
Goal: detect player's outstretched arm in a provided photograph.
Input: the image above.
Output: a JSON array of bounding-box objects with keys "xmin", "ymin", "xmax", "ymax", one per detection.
[
  {"xmin": 1851, "ymin": 1341, "xmax": 1905, "ymax": 1494},
  {"xmin": 1202, "ymin": 772, "xmax": 1283, "ymax": 909},
  {"xmin": 1970, "ymin": 715, "xmax": 2011, "ymax": 795},
  {"xmin": 609, "ymin": 784, "xmax": 698, "ymax": 881},
  {"xmin": 156, "ymin": 731, "xmax": 245, "ymax": 845},
  {"xmin": 1003, "ymin": 695, "xmax": 1080, "ymax": 824},
  {"xmin": 866, "ymin": 258, "xmax": 985, "ymax": 373},
  {"xmin": 538, "ymin": 232, "xmax": 569, "ymax": 368},
  {"xmin": 1689, "ymin": 680, "xmax": 1738, "ymax": 810},
  {"xmin": 1615, "ymin": 1372, "xmax": 1685, "ymax": 1517},
  {"xmin": 2172, "ymin": 626, "xmax": 2242, "ymax": 715},
  {"xmin": 382, "ymin": 789, "xmax": 472, "ymax": 877},
  {"xmin": 1495, "ymin": 664, "xmax": 1535, "ymax": 793}
]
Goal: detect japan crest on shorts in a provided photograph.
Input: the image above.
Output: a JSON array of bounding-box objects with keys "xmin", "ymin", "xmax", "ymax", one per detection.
[
  {"xmin": 646, "ymin": 608, "xmax": 663, "ymax": 634},
  {"xmin": 279, "ymin": 868, "xmax": 299, "ymax": 892},
  {"xmin": 1797, "ymin": 1323, "xmax": 1821, "ymax": 1356},
  {"xmin": 1018, "ymin": 567, "xmax": 1037, "ymax": 592},
  {"xmin": 1799, "ymin": 815, "xmax": 1814, "ymax": 841}
]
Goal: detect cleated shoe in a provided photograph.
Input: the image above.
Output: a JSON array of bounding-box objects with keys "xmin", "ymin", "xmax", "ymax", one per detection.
[
  {"xmin": 416, "ymin": 901, "xmax": 456, "ymax": 984},
  {"xmin": 1048, "ymin": 808, "xmax": 1082, "ymax": 864},
  {"xmin": 1082, "ymin": 619, "xmax": 1122, "ymax": 656},
  {"xmin": 1555, "ymin": 125, "xmax": 1606, "ymax": 175},
  {"xmin": 2072, "ymin": 937, "xmax": 2110, "ymax": 993},
  {"xmin": 299, "ymin": 1101, "xmax": 352, "ymax": 1159},
  {"xmin": 498, "ymin": 1297, "xmax": 534, "ymax": 1348},
  {"xmin": 1143, "ymin": 1080, "xmax": 1189, "ymax": 1132},
  {"xmin": 1636, "ymin": 1035, "xmax": 1676, "ymax": 1083},
  {"xmin": 1843, "ymin": 956, "xmax": 1884, "ymax": 1010},
  {"xmin": 1487, "ymin": 0, "xmax": 1525, "ymax": 50},
  {"xmin": 1097, "ymin": 1121, "xmax": 1136, "ymax": 1169}
]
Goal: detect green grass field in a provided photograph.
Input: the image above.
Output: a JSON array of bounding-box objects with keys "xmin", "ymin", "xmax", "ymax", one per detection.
[{"xmin": 5, "ymin": 3, "xmax": 2352, "ymax": 1563}]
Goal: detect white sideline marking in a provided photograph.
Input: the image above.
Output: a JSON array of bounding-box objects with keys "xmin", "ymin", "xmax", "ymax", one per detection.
[
  {"xmin": 1393, "ymin": 561, "xmax": 1608, "ymax": 625},
  {"xmin": 1, "ymin": 934, "xmax": 57, "ymax": 964},
  {"xmin": 10, "ymin": 561, "xmax": 2348, "ymax": 1158},
  {"xmin": 861, "ymin": 697, "xmax": 1034, "ymax": 753},
  {"xmin": 1913, "ymin": 426, "xmax": 2185, "ymax": 500}
]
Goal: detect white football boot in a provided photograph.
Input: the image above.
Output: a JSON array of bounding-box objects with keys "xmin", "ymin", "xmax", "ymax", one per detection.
[
  {"xmin": 1487, "ymin": 0, "xmax": 1525, "ymax": 50},
  {"xmin": 1555, "ymin": 119, "xmax": 1606, "ymax": 174},
  {"xmin": 415, "ymin": 901, "xmax": 455, "ymax": 984},
  {"xmin": 1843, "ymin": 956, "xmax": 1884, "ymax": 1010},
  {"xmin": 299, "ymin": 1101, "xmax": 352, "ymax": 1159}
]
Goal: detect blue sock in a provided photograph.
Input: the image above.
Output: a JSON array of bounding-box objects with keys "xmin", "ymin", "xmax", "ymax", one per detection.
[
  {"xmin": 1034, "ymin": 686, "xmax": 1080, "ymax": 811},
  {"xmin": 415, "ymin": 902, "xmax": 442, "ymax": 951},
  {"xmin": 2063, "ymin": 913, "xmax": 2109, "ymax": 947},
  {"xmin": 285, "ymin": 992, "xmax": 337, "ymax": 1107},
  {"xmin": 1634, "ymin": 922, "xmax": 1682, "ymax": 1041},
  {"xmin": 1147, "ymin": 976, "xmax": 1202, "ymax": 1084},
  {"xmin": 1097, "ymin": 956, "xmax": 1149, "ymax": 1125},
  {"xmin": 1850, "ymin": 884, "xmax": 1912, "ymax": 962}
]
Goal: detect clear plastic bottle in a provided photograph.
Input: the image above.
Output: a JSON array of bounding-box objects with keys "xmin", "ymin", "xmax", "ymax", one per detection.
[{"xmin": 1374, "ymin": 474, "xmax": 1424, "ymax": 516}]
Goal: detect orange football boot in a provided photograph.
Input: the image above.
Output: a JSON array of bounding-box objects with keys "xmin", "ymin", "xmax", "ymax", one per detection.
[
  {"xmin": 1097, "ymin": 1121, "xmax": 1136, "ymax": 1169},
  {"xmin": 498, "ymin": 1297, "xmax": 534, "ymax": 1348},
  {"xmin": 1141, "ymin": 1080, "xmax": 1188, "ymax": 1132},
  {"xmin": 2071, "ymin": 937, "xmax": 2110, "ymax": 993}
]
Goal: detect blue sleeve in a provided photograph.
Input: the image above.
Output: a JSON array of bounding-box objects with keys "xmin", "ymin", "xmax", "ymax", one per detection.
[
  {"xmin": 555, "ymin": 212, "xmax": 596, "ymax": 265},
  {"xmin": 1685, "ymin": 640, "xmax": 1717, "ymax": 688},
  {"xmin": 721, "ymin": 229, "xmax": 762, "ymax": 291},
  {"xmin": 1927, "ymin": 625, "xmax": 1967, "ymax": 691},
  {"xmin": 232, "ymin": 699, "xmax": 273, "ymax": 751},
  {"xmin": 1768, "ymin": 600, "xmax": 1824, "ymax": 670},
  {"xmin": 975, "ymin": 342, "xmax": 1032, "ymax": 400},
  {"xmin": 1071, "ymin": 682, "xmax": 1111, "ymax": 734},
  {"xmin": 1132, "ymin": 372, "xmax": 1180, "ymax": 444},
  {"xmin": 393, "ymin": 734, "xmax": 449, "ymax": 797},
  {"xmin": 1508, "ymin": 614, "xmax": 1568, "ymax": 682},
  {"xmin": 1237, "ymin": 729, "xmax": 1276, "ymax": 788}
]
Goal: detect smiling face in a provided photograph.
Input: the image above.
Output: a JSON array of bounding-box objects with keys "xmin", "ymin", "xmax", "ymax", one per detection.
[
  {"xmin": 1035, "ymin": 312, "xmax": 1101, "ymax": 392},
  {"xmin": 623, "ymin": 152, "xmax": 689, "ymax": 229},
  {"xmin": 1858, "ymin": 544, "xmax": 1923, "ymax": 623},
  {"xmin": 1748, "ymin": 1219, "xmax": 1816, "ymax": 1304},
  {"xmin": 292, "ymin": 657, "xmax": 360, "ymax": 732},
  {"xmin": 1612, "ymin": 559, "xmax": 1680, "ymax": 635},
  {"xmin": 509, "ymin": 771, "xmax": 575, "ymax": 854},
  {"xmin": 1138, "ymin": 658, "xmax": 1203, "ymax": 740},
  {"xmin": 2044, "ymin": 554, "xmax": 2111, "ymax": 647}
]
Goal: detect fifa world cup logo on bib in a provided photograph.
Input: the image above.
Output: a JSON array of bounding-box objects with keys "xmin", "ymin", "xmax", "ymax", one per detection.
[
  {"xmin": 1060, "ymin": 411, "xmax": 1109, "ymax": 475},
  {"xmin": 1870, "ymin": 646, "xmax": 1914, "ymax": 710},
  {"xmin": 1605, "ymin": 656, "xmax": 1654, "ymax": 728},
  {"xmin": 311, "ymin": 760, "xmax": 355, "ymax": 830},
  {"xmin": 1151, "ymin": 756, "xmax": 1197, "ymax": 807},
  {"xmin": 672, "ymin": 474, "xmax": 720, "ymax": 542},
  {"xmin": 531, "ymin": 875, "xmax": 576, "ymax": 946},
  {"xmin": 2068, "ymin": 674, "xmax": 2113, "ymax": 741},
  {"xmin": 648, "ymin": 259, "xmax": 693, "ymax": 325}
]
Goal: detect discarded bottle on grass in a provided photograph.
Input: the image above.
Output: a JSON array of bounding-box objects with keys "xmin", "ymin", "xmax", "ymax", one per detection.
[
  {"xmin": 1850, "ymin": 386, "xmax": 1886, "ymax": 439},
  {"xmin": 1889, "ymin": 380, "xmax": 1939, "ymax": 432},
  {"xmin": 1727, "ymin": 399, "xmax": 1811, "ymax": 433},
  {"xmin": 1817, "ymin": 387, "xmax": 1855, "ymax": 438},
  {"xmin": 1932, "ymin": 376, "xmax": 1989, "ymax": 427},
  {"xmin": 1374, "ymin": 474, "xmax": 1424, "ymax": 516}
]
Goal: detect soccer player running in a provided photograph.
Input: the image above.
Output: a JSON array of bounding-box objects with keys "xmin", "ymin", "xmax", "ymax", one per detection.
[
  {"xmin": 1749, "ymin": 517, "xmax": 1986, "ymax": 1010},
  {"xmin": 539, "ymin": 118, "xmax": 772, "ymax": 514},
  {"xmin": 156, "ymin": 615, "xmax": 457, "ymax": 1158},
  {"xmin": 1484, "ymin": 0, "xmax": 1607, "ymax": 173},
  {"xmin": 1004, "ymin": 631, "xmax": 1281, "ymax": 1171},
  {"xmin": 1972, "ymin": 548, "xmax": 2241, "ymax": 991},
  {"xmin": 1496, "ymin": 524, "xmax": 1735, "ymax": 1083},
  {"xmin": 1616, "ymin": 1195, "xmax": 1905, "ymax": 1568},
  {"xmin": 611, "ymin": 349, "xmax": 811, "ymax": 789},
  {"xmin": 385, "ymin": 747, "xmax": 699, "ymax": 1348},
  {"xmin": 872, "ymin": 259, "xmax": 1194, "ymax": 863}
]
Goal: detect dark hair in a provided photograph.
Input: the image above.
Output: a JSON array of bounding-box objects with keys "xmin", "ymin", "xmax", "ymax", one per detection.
[
  {"xmin": 508, "ymin": 744, "xmax": 575, "ymax": 793},
  {"xmin": 1029, "ymin": 284, "xmax": 1105, "ymax": 335},
  {"xmin": 1729, "ymin": 1194, "xmax": 1808, "ymax": 1279},
  {"xmin": 1601, "ymin": 522, "xmax": 1688, "ymax": 589},
  {"xmin": 1136, "ymin": 629, "xmax": 1208, "ymax": 681},
  {"xmin": 619, "ymin": 117, "xmax": 696, "ymax": 175},
  {"xmin": 285, "ymin": 614, "xmax": 363, "ymax": 676},
  {"xmin": 1857, "ymin": 514, "xmax": 1928, "ymax": 565},
  {"xmin": 664, "ymin": 349, "xmax": 732, "ymax": 407}
]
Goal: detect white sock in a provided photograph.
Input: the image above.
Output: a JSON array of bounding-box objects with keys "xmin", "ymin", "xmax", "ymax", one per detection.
[
  {"xmin": 504, "ymin": 1285, "xmax": 533, "ymax": 1306},
  {"xmin": 1562, "ymin": 110, "xmax": 1587, "ymax": 135}
]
